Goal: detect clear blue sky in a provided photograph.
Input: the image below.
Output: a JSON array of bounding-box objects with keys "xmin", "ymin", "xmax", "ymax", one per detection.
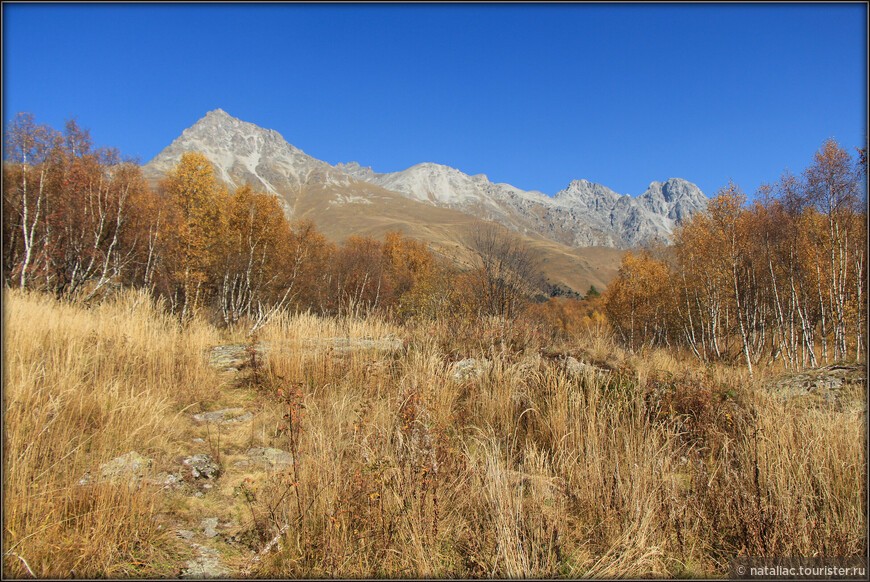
[{"xmin": 3, "ymin": 3, "xmax": 867, "ymax": 199}]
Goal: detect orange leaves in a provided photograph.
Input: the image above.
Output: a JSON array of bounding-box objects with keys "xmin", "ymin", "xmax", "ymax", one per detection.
[
  {"xmin": 526, "ymin": 295, "xmax": 606, "ymax": 339},
  {"xmin": 3, "ymin": 113, "xmax": 157, "ymax": 294},
  {"xmin": 325, "ymin": 231, "xmax": 444, "ymax": 317},
  {"xmin": 603, "ymin": 249, "xmax": 671, "ymax": 348},
  {"xmin": 602, "ymin": 138, "xmax": 866, "ymax": 365},
  {"xmin": 163, "ymin": 152, "xmax": 223, "ymax": 218}
]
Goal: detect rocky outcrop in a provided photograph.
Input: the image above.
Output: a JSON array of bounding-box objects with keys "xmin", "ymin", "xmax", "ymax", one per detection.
[
  {"xmin": 764, "ymin": 364, "xmax": 866, "ymax": 413},
  {"xmin": 450, "ymin": 358, "xmax": 488, "ymax": 383},
  {"xmin": 183, "ymin": 454, "xmax": 222, "ymax": 480},
  {"xmin": 193, "ymin": 408, "xmax": 254, "ymax": 424}
]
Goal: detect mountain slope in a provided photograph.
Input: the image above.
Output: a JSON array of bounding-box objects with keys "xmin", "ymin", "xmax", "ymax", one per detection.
[
  {"xmin": 142, "ymin": 109, "xmax": 706, "ymax": 292},
  {"xmin": 335, "ymin": 161, "xmax": 707, "ymax": 249}
]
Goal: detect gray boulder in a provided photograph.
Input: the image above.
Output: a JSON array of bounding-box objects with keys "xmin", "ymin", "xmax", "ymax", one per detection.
[
  {"xmin": 451, "ymin": 358, "xmax": 487, "ymax": 383},
  {"xmin": 183, "ymin": 454, "xmax": 222, "ymax": 480},
  {"xmin": 243, "ymin": 447, "xmax": 295, "ymax": 469},
  {"xmin": 181, "ymin": 543, "xmax": 231, "ymax": 578},
  {"xmin": 193, "ymin": 408, "xmax": 254, "ymax": 424},
  {"xmin": 201, "ymin": 517, "xmax": 219, "ymax": 539},
  {"xmin": 79, "ymin": 451, "xmax": 153, "ymax": 486}
]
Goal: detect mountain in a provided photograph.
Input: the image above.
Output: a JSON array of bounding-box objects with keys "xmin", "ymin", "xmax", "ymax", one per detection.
[
  {"xmin": 142, "ymin": 109, "xmax": 707, "ymax": 292},
  {"xmin": 333, "ymin": 161, "xmax": 707, "ymax": 249}
]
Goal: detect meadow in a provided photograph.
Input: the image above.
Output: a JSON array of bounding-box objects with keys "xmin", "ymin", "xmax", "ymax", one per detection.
[{"xmin": 3, "ymin": 287, "xmax": 864, "ymax": 578}]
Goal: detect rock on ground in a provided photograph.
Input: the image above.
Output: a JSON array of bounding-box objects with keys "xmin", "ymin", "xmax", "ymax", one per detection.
[
  {"xmin": 180, "ymin": 543, "xmax": 230, "ymax": 578},
  {"xmin": 183, "ymin": 454, "xmax": 222, "ymax": 480},
  {"xmin": 451, "ymin": 358, "xmax": 487, "ymax": 383},
  {"xmin": 563, "ymin": 356, "xmax": 608, "ymax": 377},
  {"xmin": 303, "ymin": 335, "xmax": 403, "ymax": 354},
  {"xmin": 79, "ymin": 451, "xmax": 153, "ymax": 486},
  {"xmin": 765, "ymin": 364, "xmax": 866, "ymax": 412},
  {"xmin": 241, "ymin": 447, "xmax": 295, "ymax": 469},
  {"xmin": 206, "ymin": 336, "xmax": 403, "ymax": 372},
  {"xmin": 193, "ymin": 408, "xmax": 254, "ymax": 424},
  {"xmin": 201, "ymin": 517, "xmax": 219, "ymax": 539},
  {"xmin": 207, "ymin": 343, "xmax": 268, "ymax": 372}
]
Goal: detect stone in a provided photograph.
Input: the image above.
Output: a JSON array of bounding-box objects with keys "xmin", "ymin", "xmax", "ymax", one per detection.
[
  {"xmin": 765, "ymin": 364, "xmax": 866, "ymax": 412},
  {"xmin": 177, "ymin": 529, "xmax": 195, "ymax": 541},
  {"xmin": 564, "ymin": 356, "xmax": 585, "ymax": 376},
  {"xmin": 563, "ymin": 356, "xmax": 607, "ymax": 377},
  {"xmin": 183, "ymin": 454, "xmax": 222, "ymax": 480},
  {"xmin": 192, "ymin": 408, "xmax": 254, "ymax": 424},
  {"xmin": 181, "ymin": 543, "xmax": 230, "ymax": 578},
  {"xmin": 98, "ymin": 451, "xmax": 153, "ymax": 482},
  {"xmin": 451, "ymin": 358, "xmax": 486, "ymax": 383},
  {"xmin": 79, "ymin": 451, "xmax": 153, "ymax": 486},
  {"xmin": 150, "ymin": 471, "xmax": 183, "ymax": 490},
  {"xmin": 206, "ymin": 342, "xmax": 269, "ymax": 373},
  {"xmin": 244, "ymin": 447, "xmax": 295, "ymax": 469},
  {"xmin": 201, "ymin": 517, "xmax": 219, "ymax": 538},
  {"xmin": 302, "ymin": 336, "xmax": 404, "ymax": 354}
]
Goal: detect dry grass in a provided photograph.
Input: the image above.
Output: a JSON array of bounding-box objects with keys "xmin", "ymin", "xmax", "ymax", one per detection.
[
  {"xmin": 3, "ymin": 288, "xmax": 224, "ymax": 577},
  {"xmin": 3, "ymin": 289, "xmax": 865, "ymax": 578}
]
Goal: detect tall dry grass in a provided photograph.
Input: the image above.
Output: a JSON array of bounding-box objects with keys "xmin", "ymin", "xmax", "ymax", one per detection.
[
  {"xmin": 3, "ymin": 290, "xmax": 864, "ymax": 578},
  {"xmin": 3, "ymin": 288, "xmax": 223, "ymax": 577},
  {"xmin": 237, "ymin": 311, "xmax": 866, "ymax": 577}
]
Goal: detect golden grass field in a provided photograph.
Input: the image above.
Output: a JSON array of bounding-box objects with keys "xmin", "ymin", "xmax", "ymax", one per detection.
[{"xmin": 3, "ymin": 288, "xmax": 865, "ymax": 578}]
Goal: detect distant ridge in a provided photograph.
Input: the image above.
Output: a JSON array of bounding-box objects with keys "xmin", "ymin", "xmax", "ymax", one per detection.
[{"xmin": 144, "ymin": 109, "xmax": 708, "ymax": 250}]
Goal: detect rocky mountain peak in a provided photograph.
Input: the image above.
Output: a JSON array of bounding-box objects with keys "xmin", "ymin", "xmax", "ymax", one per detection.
[
  {"xmin": 638, "ymin": 177, "xmax": 707, "ymax": 221},
  {"xmin": 143, "ymin": 110, "xmax": 333, "ymax": 196},
  {"xmin": 205, "ymin": 108, "xmax": 230, "ymax": 119},
  {"xmin": 555, "ymin": 179, "xmax": 622, "ymax": 205},
  {"xmin": 143, "ymin": 110, "xmax": 708, "ymax": 249},
  {"xmin": 334, "ymin": 161, "xmax": 377, "ymax": 181}
]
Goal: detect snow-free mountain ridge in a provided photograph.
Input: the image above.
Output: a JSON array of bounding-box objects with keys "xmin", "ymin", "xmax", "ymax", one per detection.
[{"xmin": 143, "ymin": 109, "xmax": 708, "ymax": 249}]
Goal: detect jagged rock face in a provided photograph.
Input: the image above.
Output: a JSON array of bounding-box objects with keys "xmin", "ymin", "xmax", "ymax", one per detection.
[
  {"xmin": 638, "ymin": 178, "xmax": 708, "ymax": 223},
  {"xmin": 332, "ymin": 162, "xmax": 707, "ymax": 248},
  {"xmin": 142, "ymin": 109, "xmax": 355, "ymax": 205},
  {"xmin": 332, "ymin": 159, "xmax": 707, "ymax": 250},
  {"xmin": 143, "ymin": 109, "xmax": 708, "ymax": 248}
]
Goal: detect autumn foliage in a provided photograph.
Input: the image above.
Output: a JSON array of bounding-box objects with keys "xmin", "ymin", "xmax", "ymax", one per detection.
[
  {"xmin": 4, "ymin": 114, "xmax": 866, "ymax": 365},
  {"xmin": 604, "ymin": 139, "xmax": 867, "ymax": 370},
  {"xmin": 3, "ymin": 114, "xmax": 159, "ymax": 298},
  {"xmin": 2, "ymin": 118, "xmax": 466, "ymax": 329}
]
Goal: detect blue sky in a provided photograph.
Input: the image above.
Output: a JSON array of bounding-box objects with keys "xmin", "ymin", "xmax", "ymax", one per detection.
[{"xmin": 3, "ymin": 3, "xmax": 867, "ymax": 199}]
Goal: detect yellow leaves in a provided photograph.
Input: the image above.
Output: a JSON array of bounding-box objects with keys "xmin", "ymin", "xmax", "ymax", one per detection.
[
  {"xmin": 164, "ymin": 152, "xmax": 223, "ymax": 216},
  {"xmin": 602, "ymin": 249, "xmax": 672, "ymax": 346},
  {"xmin": 707, "ymin": 180, "xmax": 746, "ymax": 241},
  {"xmin": 160, "ymin": 152, "xmax": 227, "ymax": 295}
]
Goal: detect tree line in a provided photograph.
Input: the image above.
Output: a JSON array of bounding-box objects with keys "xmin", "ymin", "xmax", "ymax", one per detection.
[
  {"xmin": 3, "ymin": 113, "xmax": 566, "ymax": 331},
  {"xmin": 603, "ymin": 138, "xmax": 867, "ymax": 372}
]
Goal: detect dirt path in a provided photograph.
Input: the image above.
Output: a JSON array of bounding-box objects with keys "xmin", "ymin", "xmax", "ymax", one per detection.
[
  {"xmin": 154, "ymin": 343, "xmax": 291, "ymax": 578},
  {"xmin": 154, "ymin": 337, "xmax": 403, "ymax": 577}
]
